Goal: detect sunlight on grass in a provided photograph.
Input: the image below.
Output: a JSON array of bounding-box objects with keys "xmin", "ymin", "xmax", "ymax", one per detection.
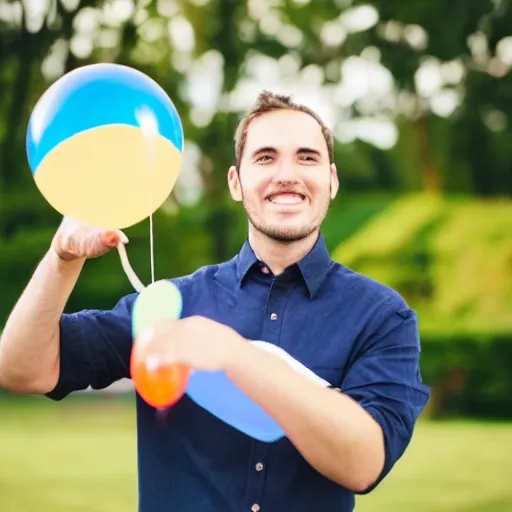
[
  {"xmin": 1, "ymin": 395, "xmax": 512, "ymax": 511},
  {"xmin": 357, "ymin": 420, "xmax": 512, "ymax": 512},
  {"xmin": 0, "ymin": 395, "xmax": 137, "ymax": 512}
]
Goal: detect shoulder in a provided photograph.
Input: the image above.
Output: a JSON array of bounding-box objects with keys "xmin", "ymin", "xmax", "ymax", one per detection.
[
  {"xmin": 170, "ymin": 261, "xmax": 225, "ymax": 288},
  {"xmin": 328, "ymin": 264, "xmax": 421, "ymax": 354},
  {"xmin": 167, "ymin": 257, "xmax": 235, "ymax": 296},
  {"xmin": 328, "ymin": 261, "xmax": 411, "ymax": 319}
]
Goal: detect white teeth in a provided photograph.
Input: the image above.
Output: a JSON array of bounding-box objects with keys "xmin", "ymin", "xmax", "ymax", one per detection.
[{"xmin": 268, "ymin": 193, "xmax": 304, "ymax": 204}]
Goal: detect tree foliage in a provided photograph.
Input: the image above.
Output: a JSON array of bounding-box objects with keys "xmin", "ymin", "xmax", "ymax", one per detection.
[{"xmin": 0, "ymin": 0, "xmax": 511, "ymax": 320}]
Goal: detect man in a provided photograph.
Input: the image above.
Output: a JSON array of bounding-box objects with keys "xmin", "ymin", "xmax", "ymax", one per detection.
[{"xmin": 0, "ymin": 91, "xmax": 430, "ymax": 511}]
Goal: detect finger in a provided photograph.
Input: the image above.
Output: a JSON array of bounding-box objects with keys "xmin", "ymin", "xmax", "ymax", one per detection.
[
  {"xmin": 103, "ymin": 231, "xmax": 120, "ymax": 248},
  {"xmin": 102, "ymin": 230, "xmax": 128, "ymax": 248}
]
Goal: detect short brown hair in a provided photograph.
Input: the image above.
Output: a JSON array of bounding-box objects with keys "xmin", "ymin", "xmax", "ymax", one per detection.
[{"xmin": 234, "ymin": 90, "xmax": 335, "ymax": 169}]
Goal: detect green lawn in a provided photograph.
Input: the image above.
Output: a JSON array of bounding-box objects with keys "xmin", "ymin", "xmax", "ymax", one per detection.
[{"xmin": 1, "ymin": 395, "xmax": 511, "ymax": 511}]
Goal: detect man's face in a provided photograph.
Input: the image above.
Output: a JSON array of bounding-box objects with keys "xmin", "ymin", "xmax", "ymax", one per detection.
[{"xmin": 228, "ymin": 109, "xmax": 338, "ymax": 243}]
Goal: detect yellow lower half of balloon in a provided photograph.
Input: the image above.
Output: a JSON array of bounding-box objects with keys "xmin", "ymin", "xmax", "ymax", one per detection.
[{"xmin": 34, "ymin": 124, "xmax": 183, "ymax": 229}]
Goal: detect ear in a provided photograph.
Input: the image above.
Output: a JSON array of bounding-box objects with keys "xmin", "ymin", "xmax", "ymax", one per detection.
[
  {"xmin": 228, "ymin": 165, "xmax": 243, "ymax": 202},
  {"xmin": 329, "ymin": 163, "xmax": 339, "ymax": 200}
]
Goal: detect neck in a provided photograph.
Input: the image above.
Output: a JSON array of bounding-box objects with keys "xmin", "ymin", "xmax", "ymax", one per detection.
[{"xmin": 248, "ymin": 228, "xmax": 320, "ymax": 275}]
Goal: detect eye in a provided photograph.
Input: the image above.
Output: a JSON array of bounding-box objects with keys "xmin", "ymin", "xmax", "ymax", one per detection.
[
  {"xmin": 299, "ymin": 154, "xmax": 319, "ymax": 163},
  {"xmin": 256, "ymin": 155, "xmax": 273, "ymax": 163}
]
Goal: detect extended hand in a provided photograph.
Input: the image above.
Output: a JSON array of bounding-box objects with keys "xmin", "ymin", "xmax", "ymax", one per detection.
[{"xmin": 136, "ymin": 316, "xmax": 246, "ymax": 372}]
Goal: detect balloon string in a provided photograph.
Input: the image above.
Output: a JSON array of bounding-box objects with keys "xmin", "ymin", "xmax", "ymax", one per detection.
[
  {"xmin": 144, "ymin": 131, "xmax": 155, "ymax": 285},
  {"xmin": 117, "ymin": 242, "xmax": 145, "ymax": 293},
  {"xmin": 149, "ymin": 213, "xmax": 155, "ymax": 284}
]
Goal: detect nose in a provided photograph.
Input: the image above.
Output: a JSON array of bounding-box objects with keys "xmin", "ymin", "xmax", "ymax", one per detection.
[{"xmin": 273, "ymin": 156, "xmax": 299, "ymax": 183}]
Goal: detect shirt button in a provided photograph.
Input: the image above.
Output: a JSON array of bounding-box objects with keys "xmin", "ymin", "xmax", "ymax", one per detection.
[
  {"xmin": 270, "ymin": 313, "xmax": 277, "ymax": 320},
  {"xmin": 255, "ymin": 462, "xmax": 264, "ymax": 471},
  {"xmin": 251, "ymin": 505, "xmax": 260, "ymax": 512}
]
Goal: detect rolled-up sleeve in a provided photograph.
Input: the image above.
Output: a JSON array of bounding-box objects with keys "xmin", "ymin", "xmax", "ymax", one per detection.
[
  {"xmin": 340, "ymin": 301, "xmax": 430, "ymax": 493},
  {"xmin": 46, "ymin": 293, "xmax": 137, "ymax": 401}
]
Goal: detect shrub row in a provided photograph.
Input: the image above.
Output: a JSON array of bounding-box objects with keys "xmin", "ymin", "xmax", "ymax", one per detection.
[{"xmin": 420, "ymin": 331, "xmax": 512, "ymax": 419}]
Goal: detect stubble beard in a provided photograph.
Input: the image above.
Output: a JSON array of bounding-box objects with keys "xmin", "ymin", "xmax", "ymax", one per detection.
[{"xmin": 242, "ymin": 196, "xmax": 330, "ymax": 244}]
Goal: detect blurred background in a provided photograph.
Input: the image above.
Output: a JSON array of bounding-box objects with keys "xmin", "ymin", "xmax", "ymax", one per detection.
[{"xmin": 1, "ymin": 0, "xmax": 512, "ymax": 510}]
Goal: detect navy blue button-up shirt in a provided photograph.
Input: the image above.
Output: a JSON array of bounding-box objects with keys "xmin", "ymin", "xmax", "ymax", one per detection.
[{"xmin": 46, "ymin": 234, "xmax": 430, "ymax": 512}]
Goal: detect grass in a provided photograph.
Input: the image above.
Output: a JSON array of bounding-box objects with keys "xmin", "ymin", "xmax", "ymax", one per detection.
[
  {"xmin": 0, "ymin": 395, "xmax": 137, "ymax": 512},
  {"xmin": 1, "ymin": 395, "xmax": 512, "ymax": 511}
]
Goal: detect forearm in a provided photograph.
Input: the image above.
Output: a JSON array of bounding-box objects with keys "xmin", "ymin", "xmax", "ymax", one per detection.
[
  {"xmin": 0, "ymin": 249, "xmax": 85, "ymax": 393},
  {"xmin": 226, "ymin": 343, "xmax": 385, "ymax": 491}
]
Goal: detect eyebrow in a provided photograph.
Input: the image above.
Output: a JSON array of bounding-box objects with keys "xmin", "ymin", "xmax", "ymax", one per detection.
[
  {"xmin": 251, "ymin": 146, "xmax": 322, "ymax": 158},
  {"xmin": 297, "ymin": 147, "xmax": 322, "ymax": 157},
  {"xmin": 251, "ymin": 146, "xmax": 277, "ymax": 159}
]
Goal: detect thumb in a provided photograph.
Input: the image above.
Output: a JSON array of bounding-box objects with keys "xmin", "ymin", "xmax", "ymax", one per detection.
[{"xmin": 103, "ymin": 229, "xmax": 129, "ymax": 249}]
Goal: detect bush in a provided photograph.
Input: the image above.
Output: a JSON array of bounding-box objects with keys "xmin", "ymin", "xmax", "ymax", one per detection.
[
  {"xmin": 420, "ymin": 331, "xmax": 512, "ymax": 420},
  {"xmin": 332, "ymin": 194, "xmax": 512, "ymax": 332}
]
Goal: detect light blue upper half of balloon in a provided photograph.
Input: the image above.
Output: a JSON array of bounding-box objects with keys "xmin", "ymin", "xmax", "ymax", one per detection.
[{"xmin": 26, "ymin": 63, "xmax": 184, "ymax": 174}]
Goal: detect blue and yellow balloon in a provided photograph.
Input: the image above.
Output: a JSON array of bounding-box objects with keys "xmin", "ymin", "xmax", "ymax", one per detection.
[
  {"xmin": 25, "ymin": 61, "xmax": 190, "ymax": 420},
  {"xmin": 26, "ymin": 62, "xmax": 183, "ymax": 229}
]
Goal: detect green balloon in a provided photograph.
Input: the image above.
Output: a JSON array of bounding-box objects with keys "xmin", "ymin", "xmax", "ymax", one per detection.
[{"xmin": 132, "ymin": 280, "xmax": 183, "ymax": 338}]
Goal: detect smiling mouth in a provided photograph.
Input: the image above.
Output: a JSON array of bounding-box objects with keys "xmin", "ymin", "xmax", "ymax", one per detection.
[{"xmin": 266, "ymin": 192, "xmax": 306, "ymax": 205}]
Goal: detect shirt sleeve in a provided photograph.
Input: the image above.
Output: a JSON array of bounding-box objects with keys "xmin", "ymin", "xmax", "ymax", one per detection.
[
  {"xmin": 340, "ymin": 297, "xmax": 430, "ymax": 493},
  {"xmin": 45, "ymin": 293, "xmax": 137, "ymax": 401}
]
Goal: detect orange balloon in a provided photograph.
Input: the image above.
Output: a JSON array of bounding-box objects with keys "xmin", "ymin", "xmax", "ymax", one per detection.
[{"xmin": 130, "ymin": 340, "xmax": 190, "ymax": 409}]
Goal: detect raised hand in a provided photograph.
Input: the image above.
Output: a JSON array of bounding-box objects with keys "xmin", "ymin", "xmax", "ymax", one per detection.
[{"xmin": 50, "ymin": 216, "xmax": 129, "ymax": 262}]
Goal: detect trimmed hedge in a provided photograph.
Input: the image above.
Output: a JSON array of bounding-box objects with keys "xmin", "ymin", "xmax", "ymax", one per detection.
[
  {"xmin": 332, "ymin": 194, "xmax": 512, "ymax": 334},
  {"xmin": 420, "ymin": 332, "xmax": 512, "ymax": 420}
]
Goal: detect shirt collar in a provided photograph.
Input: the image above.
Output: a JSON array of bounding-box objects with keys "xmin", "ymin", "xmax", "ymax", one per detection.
[{"xmin": 235, "ymin": 234, "xmax": 333, "ymax": 298}]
